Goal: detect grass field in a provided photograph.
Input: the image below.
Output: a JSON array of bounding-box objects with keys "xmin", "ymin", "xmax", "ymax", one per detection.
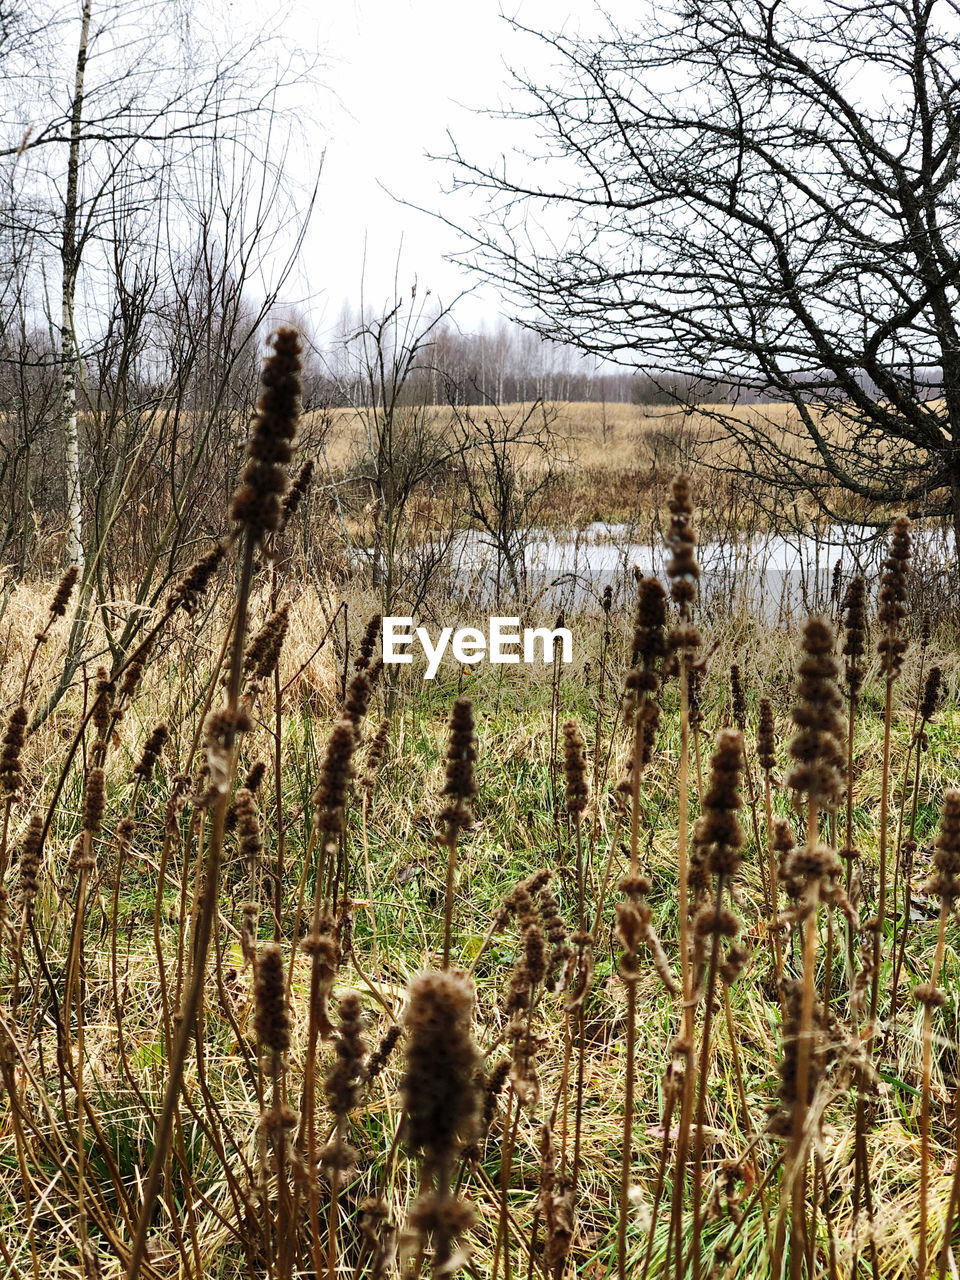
[{"xmin": 1, "ymin": 341, "xmax": 958, "ymax": 1279}]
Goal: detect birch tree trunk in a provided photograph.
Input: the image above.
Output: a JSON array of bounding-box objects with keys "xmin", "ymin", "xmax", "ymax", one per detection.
[{"xmin": 60, "ymin": 0, "xmax": 91, "ymax": 572}]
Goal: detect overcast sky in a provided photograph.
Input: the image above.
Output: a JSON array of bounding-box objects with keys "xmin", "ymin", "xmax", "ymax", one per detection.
[{"xmin": 229, "ymin": 0, "xmax": 599, "ymax": 336}]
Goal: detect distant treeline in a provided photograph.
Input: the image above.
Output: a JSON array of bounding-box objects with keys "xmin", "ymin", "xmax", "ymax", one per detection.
[{"xmin": 312, "ymin": 317, "xmax": 760, "ymax": 408}]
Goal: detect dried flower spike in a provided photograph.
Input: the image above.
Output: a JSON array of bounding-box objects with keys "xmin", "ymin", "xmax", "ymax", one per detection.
[
  {"xmin": 925, "ymin": 790, "xmax": 960, "ymax": 905},
  {"xmin": 49, "ymin": 566, "xmax": 79, "ymax": 617},
  {"xmin": 254, "ymin": 942, "xmax": 291, "ymax": 1055},
  {"xmin": 877, "ymin": 516, "xmax": 911, "ymax": 678},
  {"xmin": 787, "ymin": 616, "xmax": 845, "ymax": 812},
  {"xmin": 439, "ymin": 698, "xmax": 477, "ymax": 840},
  {"xmin": 562, "ymin": 721, "xmax": 589, "ymax": 818},
  {"xmin": 230, "ymin": 327, "xmax": 302, "ymax": 538}
]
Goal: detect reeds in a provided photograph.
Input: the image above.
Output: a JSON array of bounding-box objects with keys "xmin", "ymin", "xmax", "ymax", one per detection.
[{"xmin": 0, "ymin": 453, "xmax": 955, "ymax": 1280}]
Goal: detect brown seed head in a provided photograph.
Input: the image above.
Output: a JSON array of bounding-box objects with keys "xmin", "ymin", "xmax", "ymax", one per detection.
[
  {"xmin": 254, "ymin": 942, "xmax": 290, "ymax": 1055},
  {"xmin": 82, "ymin": 768, "xmax": 105, "ymax": 835},
  {"xmin": 18, "ymin": 813, "xmax": 43, "ymax": 907},
  {"xmin": 91, "ymin": 668, "xmax": 113, "ymax": 739},
  {"xmin": 665, "ymin": 474, "xmax": 700, "ymax": 618},
  {"xmin": 168, "ymin": 542, "xmax": 226, "ymax": 615},
  {"xmin": 730, "ymin": 665, "xmax": 747, "ymax": 732},
  {"xmin": 343, "ymin": 669, "xmax": 374, "ymax": 739},
  {"xmin": 133, "ymin": 724, "xmax": 168, "ymax": 782},
  {"xmin": 926, "ymin": 790, "xmax": 960, "ymax": 904},
  {"xmin": 401, "ymin": 969, "xmax": 480, "ymax": 1178},
  {"xmin": 354, "ymin": 615, "xmax": 382, "ymax": 672},
  {"xmin": 326, "ymin": 991, "xmax": 367, "ymax": 1118},
  {"xmin": 0, "ymin": 706, "xmax": 27, "ymax": 797},
  {"xmin": 877, "ymin": 516, "xmax": 911, "ymax": 677},
  {"xmin": 841, "ymin": 575, "xmax": 867, "ymax": 699},
  {"xmin": 368, "ymin": 1024, "xmax": 402, "ymax": 1082},
  {"xmin": 757, "ymin": 697, "xmax": 776, "ymax": 774},
  {"xmin": 920, "ymin": 666, "xmax": 943, "ymax": 724},
  {"xmin": 562, "ymin": 721, "xmax": 589, "ymax": 818},
  {"xmin": 243, "ymin": 605, "xmax": 290, "ymax": 681},
  {"xmin": 49, "ymin": 566, "xmax": 79, "ymax": 618},
  {"xmin": 787, "ymin": 616, "xmax": 845, "ymax": 811},
  {"xmin": 361, "ymin": 719, "xmax": 390, "ymax": 791},
  {"xmin": 314, "ymin": 720, "xmax": 358, "ymax": 841},
  {"xmin": 230, "ymin": 327, "xmax": 301, "ymax": 537},
  {"xmin": 699, "ymin": 729, "xmax": 745, "ymax": 879},
  {"xmin": 280, "ymin": 458, "xmax": 314, "ymax": 530},
  {"xmin": 439, "ymin": 698, "xmax": 477, "ymax": 838}
]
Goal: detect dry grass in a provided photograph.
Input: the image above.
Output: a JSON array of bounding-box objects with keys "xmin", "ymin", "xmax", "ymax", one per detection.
[{"xmin": 0, "ymin": 345, "xmax": 958, "ymax": 1279}]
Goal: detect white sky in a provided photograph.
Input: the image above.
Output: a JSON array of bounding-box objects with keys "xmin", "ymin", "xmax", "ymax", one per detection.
[{"xmin": 224, "ymin": 0, "xmax": 600, "ymax": 335}]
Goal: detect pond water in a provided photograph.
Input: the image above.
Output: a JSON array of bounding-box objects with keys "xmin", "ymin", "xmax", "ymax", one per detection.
[{"xmin": 448, "ymin": 521, "xmax": 956, "ymax": 619}]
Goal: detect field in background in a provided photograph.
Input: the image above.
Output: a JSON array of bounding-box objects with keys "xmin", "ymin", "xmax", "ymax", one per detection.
[{"xmin": 1, "ymin": 492, "xmax": 959, "ymax": 1276}]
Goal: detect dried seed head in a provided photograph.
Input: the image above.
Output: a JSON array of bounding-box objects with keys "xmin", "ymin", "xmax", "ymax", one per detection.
[
  {"xmin": 354, "ymin": 615, "xmax": 382, "ymax": 672},
  {"xmin": 230, "ymin": 327, "xmax": 301, "ymax": 537},
  {"xmin": 367, "ymin": 1024, "xmax": 402, "ymax": 1082},
  {"xmin": 841, "ymin": 575, "xmax": 867, "ymax": 699},
  {"xmin": 913, "ymin": 983, "xmax": 947, "ymax": 1008},
  {"xmin": 234, "ymin": 787, "xmax": 262, "ymax": 876},
  {"xmin": 540, "ymin": 1123, "xmax": 575, "ymax": 1270},
  {"xmin": 698, "ymin": 729, "xmax": 745, "ymax": 879},
  {"xmin": 91, "ymin": 668, "xmax": 113, "ymax": 739},
  {"xmin": 343, "ymin": 670, "xmax": 374, "ymax": 739},
  {"xmin": 920, "ymin": 666, "xmax": 943, "ymax": 724},
  {"xmin": 314, "ymin": 720, "xmax": 358, "ymax": 842},
  {"xmin": 877, "ymin": 516, "xmax": 911, "ymax": 678},
  {"xmin": 401, "ymin": 969, "xmax": 480, "ymax": 1179},
  {"xmin": 254, "ymin": 942, "xmax": 290, "ymax": 1055},
  {"xmin": 361, "ymin": 719, "xmax": 390, "ymax": 792},
  {"xmin": 439, "ymin": 698, "xmax": 476, "ymax": 839},
  {"xmin": 118, "ymin": 637, "xmax": 153, "ymax": 701},
  {"xmin": 540, "ymin": 885, "xmax": 572, "ymax": 993},
  {"xmin": 241, "ymin": 902, "xmax": 258, "ymax": 965},
  {"xmin": 0, "ymin": 706, "xmax": 27, "ymax": 797},
  {"xmin": 49, "ymin": 566, "xmax": 79, "ymax": 618},
  {"xmin": 602, "ymin": 584, "xmax": 613, "ymax": 615},
  {"xmin": 280, "ymin": 458, "xmax": 314, "ymax": 530},
  {"xmin": 18, "ymin": 813, "xmax": 43, "ymax": 908},
  {"xmin": 167, "ymin": 542, "xmax": 226, "ymax": 615},
  {"xmin": 326, "ymin": 991, "xmax": 368, "ymax": 1119},
  {"xmin": 616, "ymin": 873, "xmax": 679, "ymax": 996},
  {"xmin": 300, "ymin": 911, "xmax": 338, "ymax": 1039},
  {"xmin": 243, "ymin": 761, "xmax": 267, "ymax": 793},
  {"xmin": 773, "ymin": 818, "xmax": 800, "ymax": 901},
  {"xmin": 82, "ymin": 768, "xmax": 105, "ymax": 835},
  {"xmin": 629, "ymin": 576, "xmax": 669, "ymax": 673},
  {"xmin": 406, "ymin": 1195, "xmax": 476, "ymax": 1278},
  {"xmin": 243, "ymin": 605, "xmax": 290, "ymax": 682},
  {"xmin": 757, "ymin": 697, "xmax": 776, "ymax": 774},
  {"xmin": 562, "ymin": 721, "xmax": 589, "ymax": 818},
  {"xmin": 787, "ymin": 616, "xmax": 845, "ymax": 811},
  {"xmin": 203, "ymin": 706, "xmax": 252, "ymax": 798},
  {"xmin": 769, "ymin": 978, "xmax": 827, "ymax": 1137},
  {"xmin": 926, "ymin": 790, "xmax": 960, "ymax": 905},
  {"xmin": 830, "ymin": 558, "xmax": 843, "ymax": 606},
  {"xmin": 133, "ymin": 724, "xmax": 168, "ymax": 782},
  {"xmin": 665, "ymin": 474, "xmax": 700, "ymax": 618},
  {"xmin": 780, "ymin": 842, "xmax": 843, "ymax": 901}
]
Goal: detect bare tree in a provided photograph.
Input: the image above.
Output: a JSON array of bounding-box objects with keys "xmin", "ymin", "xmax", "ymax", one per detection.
[
  {"xmin": 450, "ymin": 0, "xmax": 960, "ymax": 556},
  {"xmin": 324, "ymin": 291, "xmax": 467, "ymax": 615},
  {"xmin": 0, "ymin": 0, "xmax": 317, "ymax": 573},
  {"xmin": 448, "ymin": 397, "xmax": 562, "ymax": 607}
]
